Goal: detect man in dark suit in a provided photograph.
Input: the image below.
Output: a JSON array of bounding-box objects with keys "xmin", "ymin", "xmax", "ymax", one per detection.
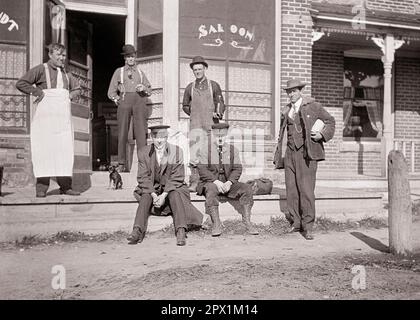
[
  {"xmin": 127, "ymin": 125, "xmax": 204, "ymax": 246},
  {"xmin": 197, "ymin": 123, "xmax": 259, "ymax": 236},
  {"xmin": 273, "ymin": 79, "xmax": 335, "ymax": 240}
]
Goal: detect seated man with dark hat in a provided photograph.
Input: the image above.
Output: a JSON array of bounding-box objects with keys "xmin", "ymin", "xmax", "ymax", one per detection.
[
  {"xmin": 127, "ymin": 125, "xmax": 204, "ymax": 246},
  {"xmin": 196, "ymin": 123, "xmax": 259, "ymax": 236}
]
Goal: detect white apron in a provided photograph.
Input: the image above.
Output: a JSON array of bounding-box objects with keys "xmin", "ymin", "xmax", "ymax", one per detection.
[{"xmin": 30, "ymin": 64, "xmax": 74, "ymax": 178}]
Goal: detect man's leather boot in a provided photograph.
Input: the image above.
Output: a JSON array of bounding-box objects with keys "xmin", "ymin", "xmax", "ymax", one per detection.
[
  {"xmin": 176, "ymin": 227, "xmax": 186, "ymax": 246},
  {"xmin": 127, "ymin": 226, "xmax": 145, "ymax": 245},
  {"xmin": 242, "ymin": 204, "xmax": 259, "ymax": 235},
  {"xmin": 208, "ymin": 206, "xmax": 222, "ymax": 237}
]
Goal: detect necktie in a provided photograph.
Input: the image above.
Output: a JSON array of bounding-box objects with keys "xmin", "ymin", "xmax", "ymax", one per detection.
[
  {"xmin": 292, "ymin": 104, "xmax": 299, "ymax": 119},
  {"xmin": 56, "ymin": 67, "xmax": 64, "ymax": 89}
]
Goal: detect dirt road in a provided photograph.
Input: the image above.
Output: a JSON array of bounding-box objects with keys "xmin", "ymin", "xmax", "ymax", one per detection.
[{"xmin": 1, "ymin": 221, "xmax": 419, "ymax": 300}]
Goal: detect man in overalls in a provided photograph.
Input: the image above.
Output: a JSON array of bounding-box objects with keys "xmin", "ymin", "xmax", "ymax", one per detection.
[
  {"xmin": 108, "ymin": 44, "xmax": 152, "ymax": 172},
  {"xmin": 182, "ymin": 56, "xmax": 225, "ymax": 192},
  {"xmin": 16, "ymin": 43, "xmax": 81, "ymax": 197}
]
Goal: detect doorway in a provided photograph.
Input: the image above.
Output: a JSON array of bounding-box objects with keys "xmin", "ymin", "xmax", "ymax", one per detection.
[{"xmin": 66, "ymin": 10, "xmax": 125, "ymax": 171}]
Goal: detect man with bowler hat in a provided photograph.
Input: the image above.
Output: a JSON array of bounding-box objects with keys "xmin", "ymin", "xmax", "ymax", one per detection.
[
  {"xmin": 197, "ymin": 123, "xmax": 259, "ymax": 236},
  {"xmin": 108, "ymin": 44, "xmax": 152, "ymax": 172},
  {"xmin": 182, "ymin": 56, "xmax": 225, "ymax": 192},
  {"xmin": 127, "ymin": 125, "xmax": 204, "ymax": 246},
  {"xmin": 273, "ymin": 79, "xmax": 335, "ymax": 240}
]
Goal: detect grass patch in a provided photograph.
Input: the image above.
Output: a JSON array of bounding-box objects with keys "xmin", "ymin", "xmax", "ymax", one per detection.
[{"xmin": 2, "ymin": 216, "xmax": 388, "ymax": 249}]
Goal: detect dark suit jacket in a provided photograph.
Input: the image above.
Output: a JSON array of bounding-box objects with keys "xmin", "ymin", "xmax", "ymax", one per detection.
[
  {"xmin": 196, "ymin": 142, "xmax": 242, "ymax": 195},
  {"xmin": 135, "ymin": 143, "xmax": 185, "ymax": 195},
  {"xmin": 274, "ymin": 96, "xmax": 335, "ymax": 169}
]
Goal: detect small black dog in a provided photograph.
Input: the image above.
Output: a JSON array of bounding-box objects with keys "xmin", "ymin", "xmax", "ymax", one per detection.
[{"xmin": 108, "ymin": 165, "xmax": 123, "ymax": 190}]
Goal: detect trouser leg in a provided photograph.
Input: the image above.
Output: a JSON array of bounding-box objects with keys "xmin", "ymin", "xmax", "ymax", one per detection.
[
  {"xmin": 203, "ymin": 182, "xmax": 220, "ymax": 207},
  {"xmin": 295, "ymin": 149, "xmax": 317, "ymax": 232},
  {"xmin": 36, "ymin": 177, "xmax": 50, "ymax": 194},
  {"xmin": 167, "ymin": 189, "xmax": 188, "ymax": 232},
  {"xmin": 117, "ymin": 98, "xmax": 132, "ymax": 166},
  {"xmin": 133, "ymin": 193, "xmax": 153, "ymax": 233},
  {"xmin": 132, "ymin": 94, "xmax": 148, "ymax": 155},
  {"xmin": 56, "ymin": 176, "xmax": 72, "ymax": 192},
  {"xmin": 284, "ymin": 148, "xmax": 301, "ymax": 228}
]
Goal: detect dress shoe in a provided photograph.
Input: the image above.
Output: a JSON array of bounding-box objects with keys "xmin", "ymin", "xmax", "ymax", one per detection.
[
  {"xmin": 287, "ymin": 226, "xmax": 301, "ymax": 233},
  {"xmin": 60, "ymin": 189, "xmax": 81, "ymax": 196},
  {"xmin": 36, "ymin": 191, "xmax": 47, "ymax": 198},
  {"xmin": 127, "ymin": 227, "xmax": 145, "ymax": 245},
  {"xmin": 302, "ymin": 230, "xmax": 314, "ymax": 240},
  {"xmin": 176, "ymin": 228, "xmax": 186, "ymax": 246}
]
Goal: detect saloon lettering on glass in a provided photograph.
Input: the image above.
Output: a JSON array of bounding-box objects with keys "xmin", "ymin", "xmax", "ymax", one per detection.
[{"xmin": 198, "ymin": 23, "xmax": 255, "ymax": 49}]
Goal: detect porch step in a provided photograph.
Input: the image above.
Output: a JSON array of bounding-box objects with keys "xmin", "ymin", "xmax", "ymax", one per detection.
[{"xmin": 0, "ymin": 186, "xmax": 384, "ymax": 242}]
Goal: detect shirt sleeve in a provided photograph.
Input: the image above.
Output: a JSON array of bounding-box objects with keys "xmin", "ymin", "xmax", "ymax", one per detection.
[
  {"xmin": 182, "ymin": 83, "xmax": 193, "ymax": 116},
  {"xmin": 140, "ymin": 70, "xmax": 152, "ymax": 97},
  {"xmin": 107, "ymin": 68, "xmax": 121, "ymax": 100},
  {"xmin": 212, "ymin": 81, "xmax": 225, "ymax": 115},
  {"xmin": 15, "ymin": 64, "xmax": 45, "ymax": 97}
]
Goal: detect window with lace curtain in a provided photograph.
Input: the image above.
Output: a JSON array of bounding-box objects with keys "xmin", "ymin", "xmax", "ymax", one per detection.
[
  {"xmin": 343, "ymin": 57, "xmax": 384, "ymax": 141},
  {"xmin": 0, "ymin": 0, "xmax": 30, "ymax": 134}
]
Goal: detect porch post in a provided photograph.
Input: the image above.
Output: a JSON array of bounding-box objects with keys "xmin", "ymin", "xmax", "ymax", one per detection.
[
  {"xmin": 162, "ymin": 0, "xmax": 180, "ymax": 128},
  {"xmin": 274, "ymin": 1, "xmax": 282, "ymax": 136},
  {"xmin": 372, "ymin": 34, "xmax": 404, "ymax": 176},
  {"xmin": 125, "ymin": 0, "xmax": 138, "ymax": 45},
  {"xmin": 30, "ymin": 0, "xmax": 44, "ymax": 68}
]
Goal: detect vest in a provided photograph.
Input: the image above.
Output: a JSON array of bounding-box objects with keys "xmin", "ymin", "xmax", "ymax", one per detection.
[{"xmin": 286, "ymin": 114, "xmax": 304, "ymax": 150}]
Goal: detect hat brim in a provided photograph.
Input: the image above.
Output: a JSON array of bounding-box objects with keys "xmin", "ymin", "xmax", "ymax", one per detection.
[
  {"xmin": 121, "ymin": 51, "xmax": 137, "ymax": 56},
  {"xmin": 190, "ymin": 61, "xmax": 208, "ymax": 69},
  {"xmin": 283, "ymin": 84, "xmax": 306, "ymax": 90}
]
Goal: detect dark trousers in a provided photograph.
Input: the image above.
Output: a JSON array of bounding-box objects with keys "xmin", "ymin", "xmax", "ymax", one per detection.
[
  {"xmin": 202, "ymin": 181, "xmax": 253, "ymax": 209},
  {"xmin": 133, "ymin": 189, "xmax": 188, "ymax": 233},
  {"xmin": 36, "ymin": 176, "xmax": 72, "ymax": 194},
  {"xmin": 117, "ymin": 92, "xmax": 148, "ymax": 166},
  {"xmin": 284, "ymin": 147, "xmax": 317, "ymax": 232}
]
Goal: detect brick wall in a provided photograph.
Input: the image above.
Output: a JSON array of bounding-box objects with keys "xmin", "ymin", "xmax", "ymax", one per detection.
[
  {"xmin": 366, "ymin": 0, "xmax": 417, "ymax": 14},
  {"xmin": 394, "ymin": 56, "xmax": 420, "ymax": 171},
  {"xmin": 281, "ymin": 0, "xmax": 313, "ymax": 107},
  {"xmin": 0, "ymin": 137, "xmax": 34, "ymax": 187},
  {"xmin": 311, "ymin": 0, "xmax": 418, "ymax": 14},
  {"xmin": 312, "ymin": 46, "xmax": 382, "ymax": 176}
]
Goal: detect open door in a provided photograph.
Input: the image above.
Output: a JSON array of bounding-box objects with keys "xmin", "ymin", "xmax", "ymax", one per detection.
[{"xmin": 66, "ymin": 14, "xmax": 93, "ymax": 188}]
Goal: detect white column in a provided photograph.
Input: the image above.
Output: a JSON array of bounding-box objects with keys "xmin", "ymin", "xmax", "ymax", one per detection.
[
  {"xmin": 162, "ymin": 0, "xmax": 180, "ymax": 128},
  {"xmin": 29, "ymin": 0, "xmax": 44, "ymax": 125},
  {"xmin": 30, "ymin": 0, "xmax": 44, "ymax": 68},
  {"xmin": 372, "ymin": 34, "xmax": 404, "ymax": 176},
  {"xmin": 274, "ymin": 0, "xmax": 282, "ymax": 136},
  {"xmin": 125, "ymin": 0, "xmax": 138, "ymax": 45}
]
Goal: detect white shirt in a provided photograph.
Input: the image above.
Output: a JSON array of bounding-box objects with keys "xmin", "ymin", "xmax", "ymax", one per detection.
[
  {"xmin": 155, "ymin": 148, "xmax": 165, "ymax": 165},
  {"xmin": 288, "ymin": 97, "xmax": 303, "ymax": 119}
]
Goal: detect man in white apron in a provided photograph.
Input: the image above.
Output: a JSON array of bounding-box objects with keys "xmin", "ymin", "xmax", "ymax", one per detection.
[
  {"xmin": 182, "ymin": 56, "xmax": 225, "ymax": 192},
  {"xmin": 16, "ymin": 43, "xmax": 81, "ymax": 198}
]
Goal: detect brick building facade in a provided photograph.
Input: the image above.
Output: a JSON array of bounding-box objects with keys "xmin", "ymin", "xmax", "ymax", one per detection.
[{"xmin": 1, "ymin": 0, "xmax": 419, "ymax": 188}]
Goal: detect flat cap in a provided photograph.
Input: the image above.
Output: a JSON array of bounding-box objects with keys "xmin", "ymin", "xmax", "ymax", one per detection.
[
  {"xmin": 149, "ymin": 124, "xmax": 170, "ymax": 132},
  {"xmin": 211, "ymin": 123, "xmax": 229, "ymax": 130}
]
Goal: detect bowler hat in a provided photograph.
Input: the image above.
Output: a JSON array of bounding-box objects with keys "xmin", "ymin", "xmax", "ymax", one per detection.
[
  {"xmin": 190, "ymin": 56, "xmax": 208, "ymax": 69},
  {"xmin": 284, "ymin": 79, "xmax": 306, "ymax": 90},
  {"xmin": 211, "ymin": 123, "xmax": 229, "ymax": 130},
  {"xmin": 149, "ymin": 124, "xmax": 170, "ymax": 132},
  {"xmin": 121, "ymin": 44, "xmax": 136, "ymax": 56}
]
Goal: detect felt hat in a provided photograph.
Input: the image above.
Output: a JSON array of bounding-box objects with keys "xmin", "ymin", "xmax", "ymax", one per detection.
[
  {"xmin": 190, "ymin": 56, "xmax": 208, "ymax": 69},
  {"xmin": 284, "ymin": 79, "xmax": 307, "ymax": 90},
  {"xmin": 121, "ymin": 44, "xmax": 136, "ymax": 56}
]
